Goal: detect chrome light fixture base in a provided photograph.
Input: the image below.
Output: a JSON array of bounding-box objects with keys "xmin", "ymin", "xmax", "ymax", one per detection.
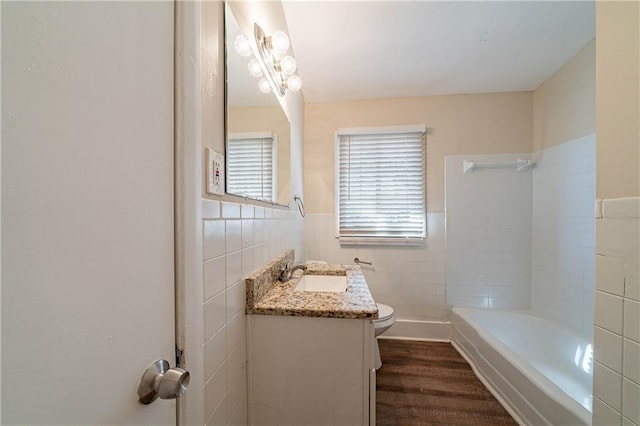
[{"xmin": 254, "ymin": 23, "xmax": 286, "ymax": 96}]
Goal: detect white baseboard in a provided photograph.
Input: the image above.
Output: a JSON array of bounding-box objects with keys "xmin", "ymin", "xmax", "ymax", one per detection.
[{"xmin": 379, "ymin": 319, "xmax": 451, "ymax": 342}]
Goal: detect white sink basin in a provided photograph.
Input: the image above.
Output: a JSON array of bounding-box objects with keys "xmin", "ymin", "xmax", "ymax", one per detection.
[{"xmin": 293, "ymin": 274, "xmax": 348, "ymax": 292}]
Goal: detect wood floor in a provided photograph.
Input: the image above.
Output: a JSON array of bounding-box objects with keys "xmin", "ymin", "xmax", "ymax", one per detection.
[{"xmin": 376, "ymin": 339, "xmax": 518, "ymax": 426}]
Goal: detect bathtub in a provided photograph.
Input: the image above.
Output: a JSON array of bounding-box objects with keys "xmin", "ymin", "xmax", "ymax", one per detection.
[{"xmin": 451, "ymin": 307, "xmax": 593, "ymax": 425}]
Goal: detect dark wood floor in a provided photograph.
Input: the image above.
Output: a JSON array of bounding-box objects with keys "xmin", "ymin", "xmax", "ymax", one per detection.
[{"xmin": 376, "ymin": 339, "xmax": 518, "ymax": 426}]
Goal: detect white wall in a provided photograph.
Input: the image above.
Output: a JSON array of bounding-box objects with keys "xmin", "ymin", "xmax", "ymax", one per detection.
[
  {"xmin": 2, "ymin": 2, "xmax": 176, "ymax": 424},
  {"xmin": 532, "ymin": 134, "xmax": 596, "ymax": 340},
  {"xmin": 445, "ymin": 154, "xmax": 533, "ymax": 310},
  {"xmin": 305, "ymin": 213, "xmax": 447, "ymax": 321}
]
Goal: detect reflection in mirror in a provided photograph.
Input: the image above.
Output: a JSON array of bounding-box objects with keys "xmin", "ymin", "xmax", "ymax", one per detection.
[{"xmin": 225, "ymin": 4, "xmax": 291, "ymax": 205}]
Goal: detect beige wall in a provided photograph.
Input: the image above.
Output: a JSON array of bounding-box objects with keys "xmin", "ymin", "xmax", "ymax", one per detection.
[
  {"xmin": 304, "ymin": 93, "xmax": 532, "ymax": 213},
  {"xmin": 596, "ymin": 1, "xmax": 640, "ymax": 199},
  {"xmin": 533, "ymin": 40, "xmax": 596, "ymax": 152},
  {"xmin": 228, "ymin": 106, "xmax": 291, "ymax": 205}
]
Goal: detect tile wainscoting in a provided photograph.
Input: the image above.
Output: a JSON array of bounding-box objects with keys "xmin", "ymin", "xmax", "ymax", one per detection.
[
  {"xmin": 304, "ymin": 212, "xmax": 447, "ymax": 323},
  {"xmin": 593, "ymin": 197, "xmax": 639, "ymax": 426},
  {"xmin": 201, "ymin": 199, "xmax": 303, "ymax": 425}
]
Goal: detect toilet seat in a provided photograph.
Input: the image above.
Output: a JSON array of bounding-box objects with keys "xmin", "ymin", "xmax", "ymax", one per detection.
[
  {"xmin": 375, "ymin": 303, "xmax": 394, "ymax": 321},
  {"xmin": 373, "ymin": 303, "xmax": 396, "ymax": 331}
]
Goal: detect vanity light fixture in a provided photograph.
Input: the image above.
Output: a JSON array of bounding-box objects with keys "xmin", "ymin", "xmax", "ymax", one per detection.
[
  {"xmin": 278, "ymin": 56, "xmax": 297, "ymax": 75},
  {"xmin": 258, "ymin": 78, "xmax": 272, "ymax": 94},
  {"xmin": 253, "ymin": 23, "xmax": 302, "ymax": 96},
  {"xmin": 284, "ymin": 74, "xmax": 302, "ymax": 91},
  {"xmin": 233, "ymin": 34, "xmax": 252, "ymax": 58},
  {"xmin": 247, "ymin": 58, "xmax": 263, "ymax": 78},
  {"xmin": 232, "ymin": 23, "xmax": 302, "ymax": 96},
  {"xmin": 264, "ymin": 30, "xmax": 290, "ymax": 55}
]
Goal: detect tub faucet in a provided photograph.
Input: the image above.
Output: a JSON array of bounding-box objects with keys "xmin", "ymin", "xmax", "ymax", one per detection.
[{"xmin": 280, "ymin": 263, "xmax": 307, "ymax": 281}]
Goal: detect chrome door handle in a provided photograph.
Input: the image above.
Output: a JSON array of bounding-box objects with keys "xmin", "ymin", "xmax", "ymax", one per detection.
[{"xmin": 138, "ymin": 359, "xmax": 190, "ymax": 405}]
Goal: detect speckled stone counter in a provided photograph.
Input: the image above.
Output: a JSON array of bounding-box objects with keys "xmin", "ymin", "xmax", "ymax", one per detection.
[{"xmin": 245, "ymin": 250, "xmax": 378, "ymax": 319}]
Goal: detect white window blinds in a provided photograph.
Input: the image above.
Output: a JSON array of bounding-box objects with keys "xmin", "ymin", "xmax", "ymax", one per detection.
[
  {"xmin": 227, "ymin": 133, "xmax": 276, "ymax": 202},
  {"xmin": 336, "ymin": 126, "xmax": 426, "ymax": 245}
]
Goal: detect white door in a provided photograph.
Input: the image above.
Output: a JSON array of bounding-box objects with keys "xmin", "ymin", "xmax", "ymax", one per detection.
[{"xmin": 2, "ymin": 2, "xmax": 177, "ymax": 424}]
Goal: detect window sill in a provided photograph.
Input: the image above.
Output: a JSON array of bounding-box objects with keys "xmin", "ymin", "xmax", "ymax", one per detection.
[{"xmin": 337, "ymin": 237, "xmax": 425, "ymax": 246}]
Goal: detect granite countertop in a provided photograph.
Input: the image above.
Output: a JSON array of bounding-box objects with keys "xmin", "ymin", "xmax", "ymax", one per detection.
[{"xmin": 245, "ymin": 254, "xmax": 378, "ymax": 320}]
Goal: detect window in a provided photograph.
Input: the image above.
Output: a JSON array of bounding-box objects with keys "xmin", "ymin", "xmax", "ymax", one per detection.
[
  {"xmin": 227, "ymin": 132, "xmax": 276, "ymax": 202},
  {"xmin": 336, "ymin": 125, "xmax": 426, "ymax": 245}
]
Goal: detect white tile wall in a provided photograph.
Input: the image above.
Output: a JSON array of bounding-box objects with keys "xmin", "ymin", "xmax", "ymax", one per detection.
[
  {"xmin": 445, "ymin": 137, "xmax": 596, "ymax": 340},
  {"xmin": 532, "ymin": 134, "xmax": 596, "ymax": 340},
  {"xmin": 444, "ymin": 139, "xmax": 599, "ymax": 419},
  {"xmin": 445, "ymin": 154, "xmax": 533, "ymax": 310},
  {"xmin": 202, "ymin": 199, "xmax": 304, "ymax": 426},
  {"xmin": 593, "ymin": 197, "xmax": 640, "ymax": 426},
  {"xmin": 594, "ymin": 396, "xmax": 622, "ymax": 426},
  {"xmin": 623, "ymin": 338, "xmax": 640, "ymax": 383},
  {"xmin": 595, "ymin": 362, "xmax": 623, "ymax": 411},
  {"xmin": 623, "ymin": 378, "xmax": 640, "ymax": 423},
  {"xmin": 595, "ymin": 325, "xmax": 623, "ymax": 373},
  {"xmin": 304, "ymin": 212, "xmax": 447, "ymax": 321},
  {"xmin": 595, "ymin": 291, "xmax": 624, "ymax": 335}
]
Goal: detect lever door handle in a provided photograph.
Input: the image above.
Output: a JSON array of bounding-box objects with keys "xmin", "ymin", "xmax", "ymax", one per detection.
[{"xmin": 138, "ymin": 359, "xmax": 190, "ymax": 405}]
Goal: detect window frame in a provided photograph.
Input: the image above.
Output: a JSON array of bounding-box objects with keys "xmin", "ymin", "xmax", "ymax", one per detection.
[
  {"xmin": 227, "ymin": 131, "xmax": 278, "ymax": 203},
  {"xmin": 334, "ymin": 125, "xmax": 427, "ymax": 246}
]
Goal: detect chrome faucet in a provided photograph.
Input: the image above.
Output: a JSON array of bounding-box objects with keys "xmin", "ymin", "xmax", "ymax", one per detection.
[{"xmin": 280, "ymin": 263, "xmax": 308, "ymax": 281}]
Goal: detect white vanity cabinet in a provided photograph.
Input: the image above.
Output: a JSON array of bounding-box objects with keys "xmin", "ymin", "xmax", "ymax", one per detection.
[
  {"xmin": 247, "ymin": 314, "xmax": 376, "ymax": 425},
  {"xmin": 244, "ymin": 253, "xmax": 378, "ymax": 425}
]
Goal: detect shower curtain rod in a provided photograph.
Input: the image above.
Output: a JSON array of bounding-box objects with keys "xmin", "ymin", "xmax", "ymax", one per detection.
[{"xmin": 463, "ymin": 158, "xmax": 535, "ymax": 174}]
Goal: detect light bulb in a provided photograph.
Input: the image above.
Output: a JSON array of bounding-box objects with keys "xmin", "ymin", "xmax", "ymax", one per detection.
[
  {"xmin": 285, "ymin": 74, "xmax": 302, "ymax": 92},
  {"xmin": 279, "ymin": 56, "xmax": 297, "ymax": 75},
  {"xmin": 234, "ymin": 34, "xmax": 252, "ymax": 57},
  {"xmin": 258, "ymin": 78, "xmax": 272, "ymax": 94},
  {"xmin": 268, "ymin": 31, "xmax": 290, "ymax": 55},
  {"xmin": 248, "ymin": 59, "xmax": 263, "ymax": 77}
]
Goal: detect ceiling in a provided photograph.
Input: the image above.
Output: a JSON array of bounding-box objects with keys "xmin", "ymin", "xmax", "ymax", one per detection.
[{"xmin": 281, "ymin": 1, "xmax": 595, "ymax": 103}]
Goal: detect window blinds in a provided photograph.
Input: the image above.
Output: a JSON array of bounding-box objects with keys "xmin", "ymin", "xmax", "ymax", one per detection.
[
  {"xmin": 227, "ymin": 135, "xmax": 275, "ymax": 202},
  {"xmin": 337, "ymin": 129, "xmax": 426, "ymax": 244}
]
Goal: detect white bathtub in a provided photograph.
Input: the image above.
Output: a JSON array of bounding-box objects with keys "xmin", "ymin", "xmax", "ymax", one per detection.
[{"xmin": 451, "ymin": 307, "xmax": 593, "ymax": 425}]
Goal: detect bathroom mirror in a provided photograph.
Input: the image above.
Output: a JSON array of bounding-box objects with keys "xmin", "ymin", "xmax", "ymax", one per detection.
[{"xmin": 225, "ymin": 4, "xmax": 291, "ymax": 206}]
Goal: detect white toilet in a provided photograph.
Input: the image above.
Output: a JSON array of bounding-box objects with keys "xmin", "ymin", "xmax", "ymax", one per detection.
[{"xmin": 373, "ymin": 303, "xmax": 396, "ymax": 369}]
